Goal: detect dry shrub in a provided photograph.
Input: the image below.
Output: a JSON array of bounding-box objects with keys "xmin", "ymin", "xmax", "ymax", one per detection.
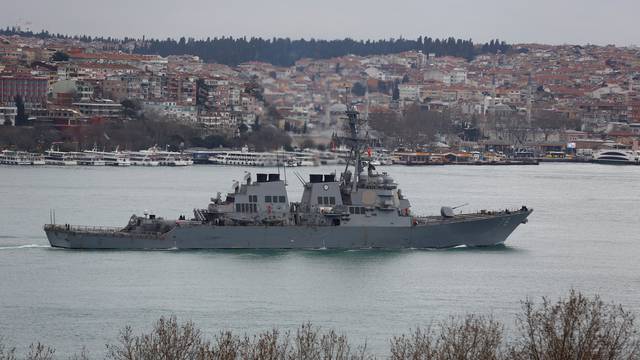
[
  {"xmin": 389, "ymin": 315, "xmax": 503, "ymax": 360},
  {"xmin": 0, "ymin": 337, "xmax": 17, "ymax": 360},
  {"xmin": 68, "ymin": 347, "xmax": 90, "ymax": 360},
  {"xmin": 106, "ymin": 316, "xmax": 209, "ymax": 360},
  {"xmin": 509, "ymin": 290, "xmax": 640, "ymax": 359},
  {"xmin": 25, "ymin": 343, "xmax": 55, "ymax": 360},
  {"xmin": 106, "ymin": 318, "xmax": 367, "ymax": 360}
]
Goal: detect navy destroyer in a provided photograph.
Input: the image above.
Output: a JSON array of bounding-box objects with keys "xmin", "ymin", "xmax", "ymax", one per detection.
[{"xmin": 44, "ymin": 109, "xmax": 532, "ymax": 249}]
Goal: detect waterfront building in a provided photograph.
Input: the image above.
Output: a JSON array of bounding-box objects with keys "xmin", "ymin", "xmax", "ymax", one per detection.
[{"xmin": 72, "ymin": 99, "xmax": 123, "ymax": 118}]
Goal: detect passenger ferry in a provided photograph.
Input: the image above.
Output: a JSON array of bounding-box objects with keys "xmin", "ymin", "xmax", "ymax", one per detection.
[
  {"xmin": 102, "ymin": 150, "xmax": 131, "ymax": 166},
  {"xmin": 128, "ymin": 146, "xmax": 192, "ymax": 166},
  {"xmin": 29, "ymin": 153, "xmax": 45, "ymax": 165},
  {"xmin": 74, "ymin": 151, "xmax": 107, "ymax": 166},
  {"xmin": 83, "ymin": 148, "xmax": 130, "ymax": 166},
  {"xmin": 165, "ymin": 153, "xmax": 193, "ymax": 166},
  {"xmin": 209, "ymin": 147, "xmax": 290, "ymax": 167},
  {"xmin": 0, "ymin": 150, "xmax": 32, "ymax": 165},
  {"xmin": 128, "ymin": 148, "xmax": 160, "ymax": 166},
  {"xmin": 392, "ymin": 151, "xmax": 447, "ymax": 165},
  {"xmin": 44, "ymin": 148, "xmax": 78, "ymax": 166}
]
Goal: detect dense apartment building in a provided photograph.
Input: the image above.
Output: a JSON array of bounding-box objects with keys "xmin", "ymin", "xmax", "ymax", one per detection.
[
  {"xmin": 0, "ymin": 74, "xmax": 48, "ymax": 106},
  {"xmin": 197, "ymin": 77, "xmax": 230, "ymax": 111},
  {"xmin": 166, "ymin": 74, "xmax": 196, "ymax": 106}
]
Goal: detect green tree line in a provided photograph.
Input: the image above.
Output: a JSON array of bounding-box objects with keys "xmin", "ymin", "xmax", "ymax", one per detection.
[{"xmin": 0, "ymin": 27, "xmax": 510, "ymax": 66}]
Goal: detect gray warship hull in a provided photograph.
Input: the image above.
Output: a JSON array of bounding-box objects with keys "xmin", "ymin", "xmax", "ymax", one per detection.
[{"xmin": 45, "ymin": 210, "xmax": 531, "ymax": 250}]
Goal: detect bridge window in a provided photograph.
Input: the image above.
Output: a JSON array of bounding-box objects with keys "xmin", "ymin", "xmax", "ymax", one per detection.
[
  {"xmin": 236, "ymin": 204, "xmax": 241, "ymax": 212},
  {"xmin": 265, "ymin": 195, "xmax": 272, "ymax": 203},
  {"xmin": 350, "ymin": 206, "xmax": 366, "ymax": 214},
  {"xmin": 249, "ymin": 195, "xmax": 257, "ymax": 203},
  {"xmin": 279, "ymin": 196, "xmax": 286, "ymax": 203},
  {"xmin": 329, "ymin": 197, "xmax": 336, "ymax": 205}
]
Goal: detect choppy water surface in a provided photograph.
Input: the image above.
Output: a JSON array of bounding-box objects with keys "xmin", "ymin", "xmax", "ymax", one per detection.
[{"xmin": 0, "ymin": 164, "xmax": 639, "ymax": 356}]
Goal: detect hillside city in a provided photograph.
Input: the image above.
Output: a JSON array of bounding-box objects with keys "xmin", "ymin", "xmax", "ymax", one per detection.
[{"xmin": 1, "ymin": 29, "xmax": 640, "ymax": 159}]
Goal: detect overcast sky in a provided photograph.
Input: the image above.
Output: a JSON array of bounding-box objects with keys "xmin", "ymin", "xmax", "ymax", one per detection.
[{"xmin": 1, "ymin": 0, "xmax": 637, "ymax": 46}]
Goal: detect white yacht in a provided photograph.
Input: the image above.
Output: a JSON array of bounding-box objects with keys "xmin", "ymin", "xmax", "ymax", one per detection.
[{"xmin": 593, "ymin": 149, "xmax": 639, "ymax": 164}]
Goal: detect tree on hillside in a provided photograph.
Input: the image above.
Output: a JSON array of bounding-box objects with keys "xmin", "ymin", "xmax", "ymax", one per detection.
[
  {"xmin": 370, "ymin": 105, "xmax": 452, "ymax": 147},
  {"xmin": 392, "ymin": 84, "xmax": 400, "ymax": 101},
  {"xmin": 121, "ymin": 99, "xmax": 143, "ymax": 119},
  {"xmin": 51, "ymin": 51, "xmax": 69, "ymax": 62},
  {"xmin": 0, "ymin": 27, "xmax": 512, "ymax": 66},
  {"xmin": 533, "ymin": 110, "xmax": 582, "ymax": 140},
  {"xmin": 14, "ymin": 96, "xmax": 28, "ymax": 126},
  {"xmin": 351, "ymin": 82, "xmax": 366, "ymax": 97}
]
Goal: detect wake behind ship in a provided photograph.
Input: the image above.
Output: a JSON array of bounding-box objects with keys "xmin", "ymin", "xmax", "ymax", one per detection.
[{"xmin": 44, "ymin": 109, "xmax": 532, "ymax": 250}]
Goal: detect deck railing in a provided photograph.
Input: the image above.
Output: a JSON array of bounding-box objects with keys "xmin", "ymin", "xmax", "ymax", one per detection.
[
  {"xmin": 44, "ymin": 224, "xmax": 163, "ymax": 238},
  {"xmin": 44, "ymin": 224, "xmax": 123, "ymax": 233}
]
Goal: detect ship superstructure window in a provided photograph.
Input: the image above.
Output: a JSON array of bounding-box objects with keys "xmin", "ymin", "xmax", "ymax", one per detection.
[
  {"xmin": 349, "ymin": 206, "xmax": 366, "ymax": 214},
  {"xmin": 264, "ymin": 195, "xmax": 286, "ymax": 203},
  {"xmin": 236, "ymin": 203, "xmax": 257, "ymax": 213},
  {"xmin": 249, "ymin": 195, "xmax": 257, "ymax": 203},
  {"xmin": 318, "ymin": 196, "xmax": 336, "ymax": 206}
]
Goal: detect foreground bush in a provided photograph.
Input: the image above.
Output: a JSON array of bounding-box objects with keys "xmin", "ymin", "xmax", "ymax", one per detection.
[
  {"xmin": 509, "ymin": 290, "xmax": 640, "ymax": 359},
  {"xmin": 105, "ymin": 318, "xmax": 367, "ymax": 360},
  {"xmin": 1, "ymin": 291, "xmax": 638, "ymax": 359},
  {"xmin": 390, "ymin": 315, "xmax": 503, "ymax": 360}
]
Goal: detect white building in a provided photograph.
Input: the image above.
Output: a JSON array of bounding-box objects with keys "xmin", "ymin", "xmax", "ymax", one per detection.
[
  {"xmin": 447, "ymin": 68, "xmax": 468, "ymax": 85},
  {"xmin": 0, "ymin": 106, "xmax": 17, "ymax": 125},
  {"xmin": 398, "ymin": 84, "xmax": 421, "ymax": 101}
]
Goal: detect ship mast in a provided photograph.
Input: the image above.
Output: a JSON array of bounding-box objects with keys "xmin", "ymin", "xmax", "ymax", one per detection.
[
  {"xmin": 342, "ymin": 106, "xmax": 366, "ymax": 191},
  {"xmin": 340, "ymin": 86, "xmax": 367, "ymax": 192}
]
